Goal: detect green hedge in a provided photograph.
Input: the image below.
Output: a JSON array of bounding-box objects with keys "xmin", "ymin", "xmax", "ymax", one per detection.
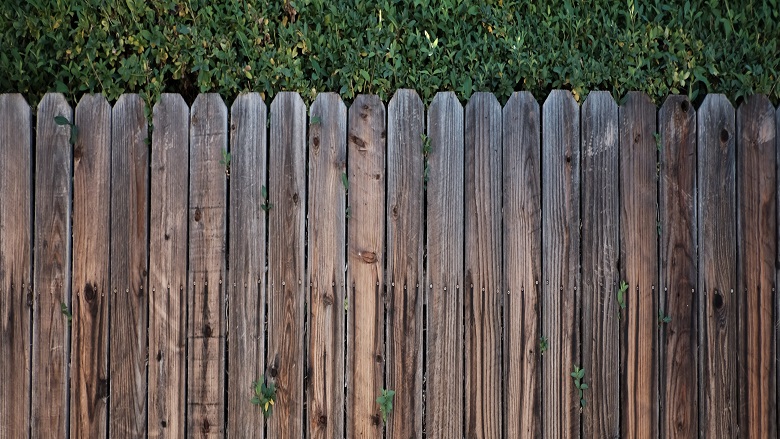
[{"xmin": 2, "ymin": 0, "xmax": 778, "ymax": 107}]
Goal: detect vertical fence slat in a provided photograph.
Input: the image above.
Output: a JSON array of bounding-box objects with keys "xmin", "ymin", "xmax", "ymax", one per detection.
[
  {"xmin": 658, "ymin": 95, "xmax": 698, "ymax": 439},
  {"xmin": 619, "ymin": 91, "xmax": 659, "ymax": 439},
  {"xmin": 188, "ymin": 93, "xmax": 227, "ymax": 437},
  {"xmin": 0, "ymin": 94, "xmax": 32, "ymax": 437},
  {"xmin": 109, "ymin": 94, "xmax": 149, "ymax": 437},
  {"xmin": 32, "ymin": 93, "xmax": 72, "ymax": 438},
  {"xmin": 698, "ymin": 94, "xmax": 737, "ymax": 438},
  {"xmin": 541, "ymin": 90, "xmax": 581, "ymax": 439},
  {"xmin": 386, "ymin": 88, "xmax": 424, "ymax": 439},
  {"xmin": 425, "ymin": 91, "xmax": 465, "ymax": 438},
  {"xmin": 267, "ymin": 92, "xmax": 306, "ymax": 438},
  {"xmin": 307, "ymin": 92, "xmax": 347, "ymax": 438},
  {"xmin": 227, "ymin": 92, "xmax": 267, "ymax": 439},
  {"xmin": 464, "ymin": 92, "xmax": 503, "ymax": 439},
  {"xmin": 70, "ymin": 94, "xmax": 111, "ymax": 438},
  {"xmin": 502, "ymin": 91, "xmax": 541, "ymax": 438},
  {"xmin": 581, "ymin": 91, "xmax": 619, "ymax": 438},
  {"xmin": 346, "ymin": 95, "xmax": 385, "ymax": 438},
  {"xmin": 737, "ymin": 95, "xmax": 777, "ymax": 439},
  {"xmin": 148, "ymin": 94, "xmax": 188, "ymax": 438}
]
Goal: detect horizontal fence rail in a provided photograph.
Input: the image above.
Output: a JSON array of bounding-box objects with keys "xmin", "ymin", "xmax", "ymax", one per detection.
[{"xmin": 0, "ymin": 91, "xmax": 778, "ymax": 438}]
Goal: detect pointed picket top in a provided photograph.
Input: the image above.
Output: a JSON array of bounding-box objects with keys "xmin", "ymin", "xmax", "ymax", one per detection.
[
  {"xmin": 154, "ymin": 93, "xmax": 188, "ymax": 117},
  {"xmin": 544, "ymin": 89, "xmax": 578, "ymax": 110},
  {"xmin": 582, "ymin": 90, "xmax": 617, "ymax": 114},
  {"xmin": 466, "ymin": 91, "xmax": 501, "ymax": 114},
  {"xmin": 311, "ymin": 92, "xmax": 346, "ymax": 117},
  {"xmin": 76, "ymin": 93, "xmax": 110, "ymax": 113},
  {"xmin": 622, "ymin": 90, "xmax": 655, "ymax": 108},
  {"xmin": 271, "ymin": 91, "xmax": 306, "ymax": 113},
  {"xmin": 191, "ymin": 93, "xmax": 228, "ymax": 125},
  {"xmin": 504, "ymin": 90, "xmax": 539, "ymax": 116}
]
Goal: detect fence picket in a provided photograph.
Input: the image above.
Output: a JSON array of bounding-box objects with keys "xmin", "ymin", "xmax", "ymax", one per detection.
[
  {"xmin": 698, "ymin": 94, "xmax": 737, "ymax": 438},
  {"xmin": 0, "ymin": 94, "xmax": 32, "ymax": 437},
  {"xmin": 148, "ymin": 94, "xmax": 188, "ymax": 439},
  {"xmin": 736, "ymin": 95, "xmax": 777, "ymax": 439},
  {"xmin": 227, "ymin": 92, "xmax": 267, "ymax": 439},
  {"xmin": 425, "ymin": 91, "xmax": 465, "ymax": 438},
  {"xmin": 541, "ymin": 90, "xmax": 581, "ymax": 439},
  {"xmin": 188, "ymin": 93, "xmax": 227, "ymax": 437},
  {"xmin": 346, "ymin": 95, "xmax": 386, "ymax": 439},
  {"xmin": 618, "ymin": 91, "xmax": 659, "ymax": 439},
  {"xmin": 307, "ymin": 92, "xmax": 347, "ymax": 438}
]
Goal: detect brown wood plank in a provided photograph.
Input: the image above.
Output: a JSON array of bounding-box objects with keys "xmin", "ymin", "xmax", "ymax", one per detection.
[
  {"xmin": 266, "ymin": 92, "xmax": 306, "ymax": 438},
  {"xmin": 31, "ymin": 93, "xmax": 72, "ymax": 438},
  {"xmin": 386, "ymin": 89, "xmax": 424, "ymax": 439},
  {"xmin": 0, "ymin": 94, "xmax": 32, "ymax": 437},
  {"xmin": 541, "ymin": 90, "xmax": 580, "ymax": 439},
  {"xmin": 618, "ymin": 92, "xmax": 659, "ymax": 439},
  {"xmin": 227, "ymin": 92, "xmax": 267, "ymax": 439},
  {"xmin": 109, "ymin": 94, "xmax": 150, "ymax": 437},
  {"xmin": 188, "ymin": 93, "xmax": 227, "ymax": 438},
  {"xmin": 307, "ymin": 92, "xmax": 347, "ymax": 438},
  {"xmin": 464, "ymin": 92, "xmax": 502, "ymax": 439},
  {"xmin": 698, "ymin": 94, "xmax": 737, "ymax": 438},
  {"xmin": 502, "ymin": 91, "xmax": 541, "ymax": 438},
  {"xmin": 346, "ymin": 95, "xmax": 386, "ymax": 439},
  {"xmin": 736, "ymin": 95, "xmax": 777, "ymax": 439},
  {"xmin": 70, "ymin": 94, "xmax": 111, "ymax": 438},
  {"xmin": 581, "ymin": 91, "xmax": 619, "ymax": 438},
  {"xmin": 658, "ymin": 95, "xmax": 698, "ymax": 439},
  {"xmin": 148, "ymin": 94, "xmax": 188, "ymax": 439},
  {"xmin": 425, "ymin": 91, "xmax": 464, "ymax": 439}
]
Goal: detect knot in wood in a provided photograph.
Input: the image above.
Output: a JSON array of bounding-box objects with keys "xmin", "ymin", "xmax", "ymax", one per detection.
[{"xmin": 360, "ymin": 251, "xmax": 377, "ymax": 263}]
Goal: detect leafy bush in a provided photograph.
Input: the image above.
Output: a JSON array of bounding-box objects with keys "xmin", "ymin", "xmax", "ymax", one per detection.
[{"xmin": 2, "ymin": 0, "xmax": 778, "ymax": 107}]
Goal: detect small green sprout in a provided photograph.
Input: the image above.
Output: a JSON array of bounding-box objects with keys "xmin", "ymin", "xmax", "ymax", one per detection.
[
  {"xmin": 260, "ymin": 185, "xmax": 273, "ymax": 212},
  {"xmin": 219, "ymin": 149, "xmax": 231, "ymax": 177},
  {"xmin": 54, "ymin": 115, "xmax": 79, "ymax": 146},
  {"xmin": 658, "ymin": 310, "xmax": 671, "ymax": 324},
  {"xmin": 539, "ymin": 335, "xmax": 548, "ymax": 355},
  {"xmin": 654, "ymin": 132, "xmax": 662, "ymax": 151},
  {"xmin": 60, "ymin": 302, "xmax": 72, "ymax": 325},
  {"xmin": 310, "ymin": 115, "xmax": 321, "ymax": 125},
  {"xmin": 341, "ymin": 172, "xmax": 349, "ymax": 191},
  {"xmin": 250, "ymin": 376, "xmax": 277, "ymax": 418},
  {"xmin": 617, "ymin": 281, "xmax": 628, "ymax": 310},
  {"xmin": 376, "ymin": 388, "xmax": 395, "ymax": 424},
  {"xmin": 571, "ymin": 365, "xmax": 587, "ymax": 408}
]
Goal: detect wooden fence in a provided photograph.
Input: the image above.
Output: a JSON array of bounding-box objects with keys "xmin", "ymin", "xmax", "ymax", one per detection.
[{"xmin": 0, "ymin": 90, "xmax": 777, "ymax": 438}]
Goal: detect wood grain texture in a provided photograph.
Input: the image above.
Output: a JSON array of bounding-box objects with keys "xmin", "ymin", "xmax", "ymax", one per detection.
[
  {"xmin": 227, "ymin": 93, "xmax": 267, "ymax": 439},
  {"xmin": 32, "ymin": 93, "xmax": 72, "ymax": 438},
  {"xmin": 464, "ymin": 92, "xmax": 502, "ymax": 439},
  {"xmin": 386, "ymin": 89, "xmax": 424, "ymax": 439},
  {"xmin": 266, "ymin": 92, "xmax": 306, "ymax": 438},
  {"xmin": 658, "ymin": 95, "xmax": 698, "ymax": 439},
  {"xmin": 0, "ymin": 94, "xmax": 32, "ymax": 437},
  {"xmin": 425, "ymin": 91, "xmax": 464, "ymax": 439},
  {"xmin": 188, "ymin": 93, "xmax": 227, "ymax": 438},
  {"xmin": 502, "ymin": 91, "xmax": 541, "ymax": 438},
  {"xmin": 148, "ymin": 94, "xmax": 188, "ymax": 439},
  {"xmin": 698, "ymin": 94, "xmax": 737, "ymax": 438},
  {"xmin": 70, "ymin": 94, "xmax": 111, "ymax": 439},
  {"xmin": 736, "ymin": 95, "xmax": 777, "ymax": 439},
  {"xmin": 109, "ymin": 94, "xmax": 149, "ymax": 438},
  {"xmin": 307, "ymin": 93, "xmax": 347, "ymax": 438},
  {"xmin": 541, "ymin": 90, "xmax": 580, "ymax": 439},
  {"xmin": 346, "ymin": 95, "xmax": 386, "ymax": 439},
  {"xmin": 618, "ymin": 92, "xmax": 658, "ymax": 439},
  {"xmin": 581, "ymin": 91, "xmax": 619, "ymax": 439}
]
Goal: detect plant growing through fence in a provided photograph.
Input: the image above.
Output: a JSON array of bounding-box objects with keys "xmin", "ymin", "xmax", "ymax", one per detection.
[
  {"xmin": 60, "ymin": 302, "xmax": 72, "ymax": 325},
  {"xmin": 310, "ymin": 115, "xmax": 321, "ymax": 125},
  {"xmin": 539, "ymin": 335, "xmax": 548, "ymax": 355},
  {"xmin": 617, "ymin": 280, "xmax": 628, "ymax": 311},
  {"xmin": 54, "ymin": 115, "xmax": 78, "ymax": 146},
  {"xmin": 260, "ymin": 185, "xmax": 272, "ymax": 212},
  {"xmin": 571, "ymin": 365, "xmax": 587, "ymax": 408},
  {"xmin": 376, "ymin": 388, "xmax": 395, "ymax": 424},
  {"xmin": 250, "ymin": 376, "xmax": 277, "ymax": 418},
  {"xmin": 421, "ymin": 133, "xmax": 431, "ymax": 187},
  {"xmin": 219, "ymin": 149, "xmax": 231, "ymax": 178},
  {"xmin": 658, "ymin": 310, "xmax": 671, "ymax": 325}
]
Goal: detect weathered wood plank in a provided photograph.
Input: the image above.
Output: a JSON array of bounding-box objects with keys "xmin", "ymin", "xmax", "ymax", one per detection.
[
  {"xmin": 698, "ymin": 94, "xmax": 737, "ymax": 438},
  {"xmin": 188, "ymin": 93, "xmax": 227, "ymax": 437},
  {"xmin": 541, "ymin": 90, "xmax": 581, "ymax": 439},
  {"xmin": 346, "ymin": 95, "xmax": 386, "ymax": 439},
  {"xmin": 502, "ymin": 91, "xmax": 541, "ymax": 438},
  {"xmin": 109, "ymin": 94, "xmax": 149, "ymax": 438},
  {"xmin": 464, "ymin": 92, "xmax": 502, "ymax": 439},
  {"xmin": 618, "ymin": 91, "xmax": 659, "ymax": 439},
  {"xmin": 227, "ymin": 92, "xmax": 267, "ymax": 439},
  {"xmin": 70, "ymin": 94, "xmax": 111, "ymax": 438},
  {"xmin": 425, "ymin": 91, "xmax": 464, "ymax": 439},
  {"xmin": 0, "ymin": 94, "xmax": 32, "ymax": 437},
  {"xmin": 386, "ymin": 88, "xmax": 424, "ymax": 439},
  {"xmin": 658, "ymin": 95, "xmax": 698, "ymax": 439},
  {"xmin": 31, "ymin": 93, "xmax": 73, "ymax": 438},
  {"xmin": 581, "ymin": 91, "xmax": 619, "ymax": 438},
  {"xmin": 736, "ymin": 95, "xmax": 777, "ymax": 439},
  {"xmin": 266, "ymin": 92, "xmax": 306, "ymax": 438},
  {"xmin": 307, "ymin": 93, "xmax": 347, "ymax": 438},
  {"xmin": 148, "ymin": 94, "xmax": 188, "ymax": 439}
]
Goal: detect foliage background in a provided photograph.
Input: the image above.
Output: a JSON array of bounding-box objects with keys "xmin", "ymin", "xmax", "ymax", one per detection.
[{"xmin": 1, "ymin": 0, "xmax": 778, "ymax": 107}]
